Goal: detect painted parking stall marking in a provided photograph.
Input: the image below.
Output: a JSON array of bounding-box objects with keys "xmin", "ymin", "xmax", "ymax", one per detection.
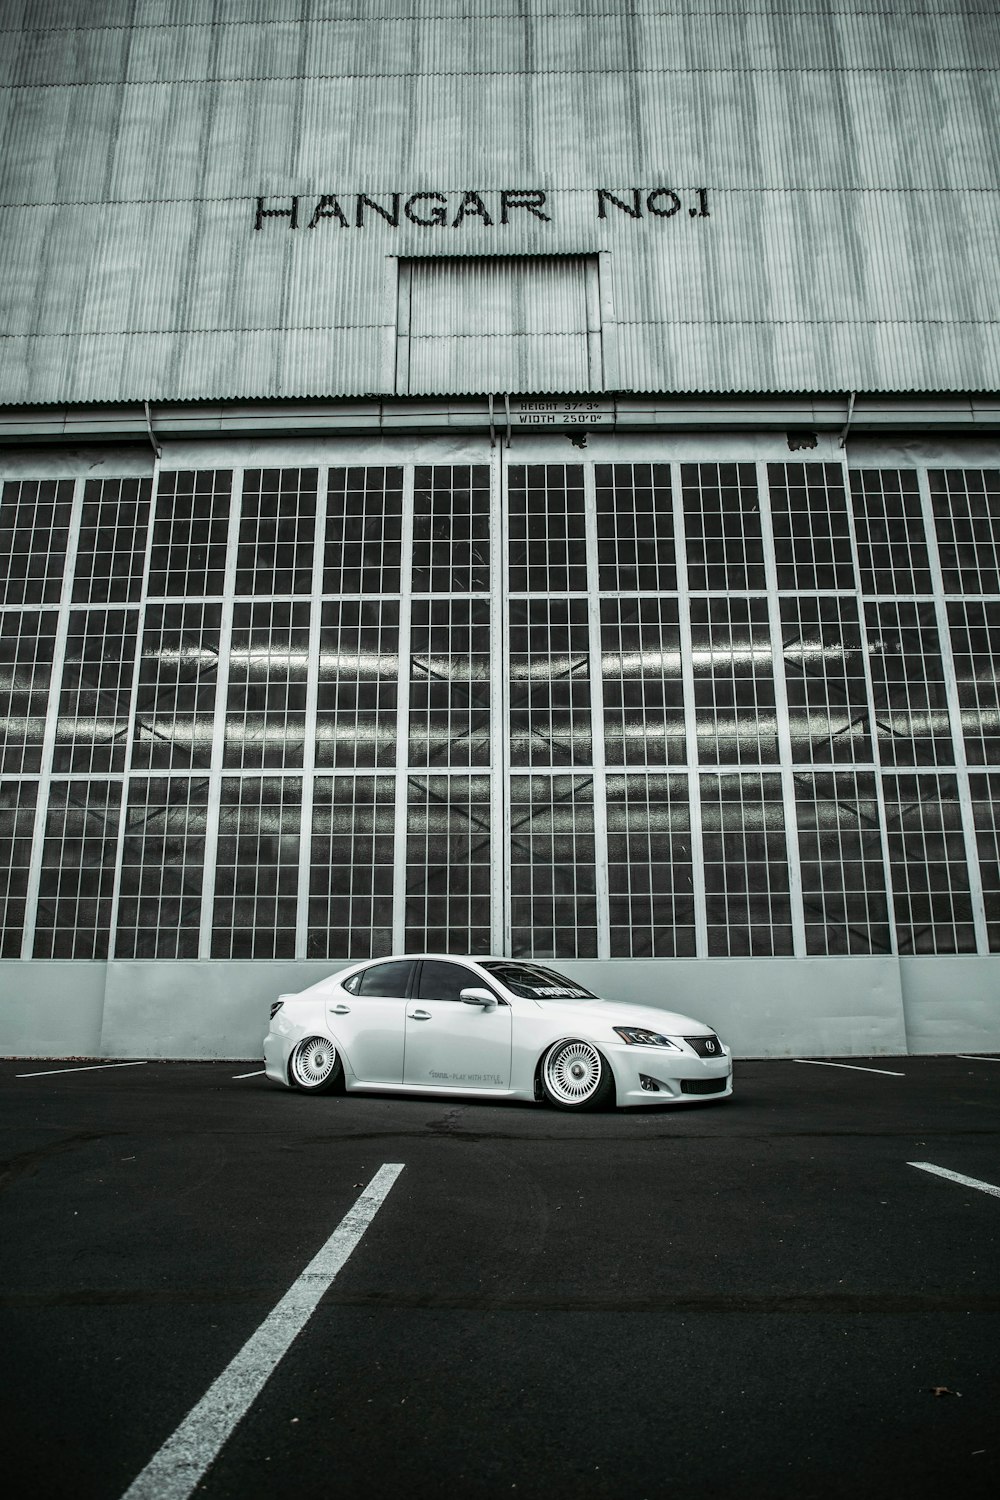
[
  {"xmin": 232, "ymin": 1069, "xmax": 266, "ymax": 1079},
  {"xmin": 792, "ymin": 1059, "xmax": 905, "ymax": 1077},
  {"xmin": 119, "ymin": 1163, "xmax": 404, "ymax": 1500},
  {"xmin": 15, "ymin": 1060, "xmax": 149, "ymax": 1078},
  {"xmin": 956, "ymin": 1055, "xmax": 1000, "ymax": 1063},
  {"xmin": 907, "ymin": 1162, "xmax": 1000, "ymax": 1200}
]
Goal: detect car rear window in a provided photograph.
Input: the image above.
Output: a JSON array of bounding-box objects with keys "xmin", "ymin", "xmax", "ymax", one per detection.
[
  {"xmin": 481, "ymin": 961, "xmax": 596, "ymax": 999},
  {"xmin": 354, "ymin": 960, "xmax": 414, "ymax": 998}
]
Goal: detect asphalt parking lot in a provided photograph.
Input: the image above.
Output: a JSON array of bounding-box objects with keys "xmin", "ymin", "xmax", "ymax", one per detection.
[{"xmin": 1, "ymin": 1055, "xmax": 998, "ymax": 1500}]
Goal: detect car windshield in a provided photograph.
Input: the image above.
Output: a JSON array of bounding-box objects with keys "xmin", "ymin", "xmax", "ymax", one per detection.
[{"xmin": 480, "ymin": 961, "xmax": 598, "ymax": 1000}]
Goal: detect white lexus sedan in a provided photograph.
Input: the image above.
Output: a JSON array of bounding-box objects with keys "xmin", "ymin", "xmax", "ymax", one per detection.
[{"xmin": 264, "ymin": 954, "xmax": 732, "ymax": 1111}]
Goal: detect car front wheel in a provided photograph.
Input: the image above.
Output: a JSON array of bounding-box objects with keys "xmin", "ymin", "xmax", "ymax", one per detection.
[
  {"xmin": 540, "ymin": 1039, "xmax": 615, "ymax": 1111},
  {"xmin": 289, "ymin": 1036, "xmax": 342, "ymax": 1094}
]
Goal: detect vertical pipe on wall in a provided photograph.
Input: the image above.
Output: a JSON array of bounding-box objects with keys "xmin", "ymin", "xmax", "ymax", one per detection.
[
  {"xmin": 295, "ymin": 465, "xmax": 328, "ymax": 960},
  {"xmin": 671, "ymin": 459, "xmax": 708, "ymax": 959},
  {"xmin": 391, "ymin": 464, "xmax": 416, "ymax": 952},
  {"xmin": 583, "ymin": 461, "xmax": 611, "ymax": 959}
]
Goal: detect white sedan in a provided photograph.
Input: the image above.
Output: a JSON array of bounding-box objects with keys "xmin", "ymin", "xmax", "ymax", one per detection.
[{"xmin": 264, "ymin": 954, "xmax": 732, "ymax": 1111}]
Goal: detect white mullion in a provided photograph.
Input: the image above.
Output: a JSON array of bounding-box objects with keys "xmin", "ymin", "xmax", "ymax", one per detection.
[
  {"xmin": 198, "ymin": 467, "xmax": 243, "ymax": 959},
  {"xmin": 21, "ymin": 478, "xmax": 86, "ymax": 959},
  {"xmin": 491, "ymin": 443, "xmax": 508, "ymax": 955},
  {"xmin": 392, "ymin": 464, "xmax": 415, "ymax": 951},
  {"xmin": 916, "ymin": 465, "xmax": 989, "ymax": 953},
  {"xmin": 757, "ymin": 459, "xmax": 806, "ymax": 957},
  {"xmin": 672, "ymin": 460, "xmax": 708, "ymax": 958},
  {"xmin": 106, "ymin": 470, "xmax": 159, "ymax": 958},
  {"xmin": 295, "ymin": 465, "xmax": 327, "ymax": 959},
  {"xmin": 582, "ymin": 462, "xmax": 610, "ymax": 959},
  {"xmin": 841, "ymin": 457, "xmax": 899, "ymax": 957}
]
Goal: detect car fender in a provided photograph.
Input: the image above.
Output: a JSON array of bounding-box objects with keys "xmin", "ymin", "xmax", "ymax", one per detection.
[{"xmin": 531, "ymin": 1030, "xmax": 625, "ymax": 1104}]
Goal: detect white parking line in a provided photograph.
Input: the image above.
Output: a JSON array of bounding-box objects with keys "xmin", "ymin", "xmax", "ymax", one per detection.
[
  {"xmin": 792, "ymin": 1058, "xmax": 905, "ymax": 1077},
  {"xmin": 908, "ymin": 1162, "xmax": 1000, "ymax": 1199},
  {"xmin": 956, "ymin": 1054, "xmax": 1000, "ymax": 1063},
  {"xmin": 119, "ymin": 1162, "xmax": 405, "ymax": 1500},
  {"xmin": 232, "ymin": 1070, "xmax": 265, "ymax": 1079},
  {"xmin": 15, "ymin": 1060, "xmax": 149, "ymax": 1078}
]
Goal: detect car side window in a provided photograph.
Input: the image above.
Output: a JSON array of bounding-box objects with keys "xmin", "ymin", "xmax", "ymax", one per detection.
[
  {"xmin": 416, "ymin": 960, "xmax": 486, "ymax": 1002},
  {"xmin": 341, "ymin": 972, "xmax": 362, "ymax": 995},
  {"xmin": 356, "ymin": 960, "xmax": 414, "ymax": 999}
]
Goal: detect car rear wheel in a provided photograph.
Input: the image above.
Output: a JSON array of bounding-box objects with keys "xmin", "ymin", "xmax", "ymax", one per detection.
[
  {"xmin": 540, "ymin": 1039, "xmax": 615, "ymax": 1111},
  {"xmin": 289, "ymin": 1036, "xmax": 342, "ymax": 1094}
]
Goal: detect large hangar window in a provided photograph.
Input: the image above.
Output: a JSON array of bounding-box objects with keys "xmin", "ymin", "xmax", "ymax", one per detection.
[
  {"xmin": 395, "ymin": 256, "xmax": 603, "ymax": 395},
  {"xmin": 0, "ymin": 461, "xmax": 998, "ymax": 962}
]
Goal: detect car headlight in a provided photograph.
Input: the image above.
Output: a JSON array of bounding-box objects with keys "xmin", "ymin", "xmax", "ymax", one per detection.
[{"xmin": 612, "ymin": 1026, "xmax": 680, "ymax": 1049}]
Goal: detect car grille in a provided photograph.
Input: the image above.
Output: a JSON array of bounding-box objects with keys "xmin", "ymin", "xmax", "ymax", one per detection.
[
  {"xmin": 684, "ymin": 1034, "xmax": 723, "ymax": 1058},
  {"xmin": 680, "ymin": 1077, "xmax": 728, "ymax": 1095}
]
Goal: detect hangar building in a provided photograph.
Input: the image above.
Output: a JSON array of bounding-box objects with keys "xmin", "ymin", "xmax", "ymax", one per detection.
[{"xmin": 1, "ymin": 0, "xmax": 999, "ymax": 1059}]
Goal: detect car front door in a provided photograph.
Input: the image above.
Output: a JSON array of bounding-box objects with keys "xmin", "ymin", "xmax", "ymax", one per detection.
[
  {"xmin": 326, "ymin": 959, "xmax": 414, "ymax": 1083},
  {"xmin": 403, "ymin": 959, "xmax": 513, "ymax": 1090}
]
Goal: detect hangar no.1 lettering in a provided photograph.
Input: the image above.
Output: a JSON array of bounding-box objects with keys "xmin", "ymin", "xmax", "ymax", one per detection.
[{"xmin": 253, "ymin": 187, "xmax": 711, "ymax": 230}]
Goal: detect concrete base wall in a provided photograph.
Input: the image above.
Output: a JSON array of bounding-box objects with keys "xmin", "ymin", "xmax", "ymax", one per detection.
[{"xmin": 2, "ymin": 957, "xmax": 998, "ymax": 1060}]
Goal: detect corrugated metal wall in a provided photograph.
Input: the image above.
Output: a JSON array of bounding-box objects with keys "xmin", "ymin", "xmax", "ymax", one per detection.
[{"xmin": 1, "ymin": 0, "xmax": 999, "ymax": 401}]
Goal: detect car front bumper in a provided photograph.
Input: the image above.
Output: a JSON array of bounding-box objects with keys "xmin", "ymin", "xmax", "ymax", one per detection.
[{"xmin": 609, "ymin": 1045, "xmax": 734, "ymax": 1107}]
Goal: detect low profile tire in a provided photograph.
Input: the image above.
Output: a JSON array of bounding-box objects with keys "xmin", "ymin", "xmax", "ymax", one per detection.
[
  {"xmin": 289, "ymin": 1036, "xmax": 342, "ymax": 1095},
  {"xmin": 540, "ymin": 1038, "xmax": 616, "ymax": 1111}
]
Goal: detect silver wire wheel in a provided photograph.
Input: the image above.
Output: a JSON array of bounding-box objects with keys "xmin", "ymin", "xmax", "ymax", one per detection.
[
  {"xmin": 289, "ymin": 1036, "xmax": 341, "ymax": 1094},
  {"xmin": 540, "ymin": 1039, "xmax": 615, "ymax": 1111}
]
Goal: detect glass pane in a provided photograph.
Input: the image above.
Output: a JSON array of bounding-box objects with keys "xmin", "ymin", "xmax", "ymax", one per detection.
[
  {"xmin": 405, "ymin": 774, "xmax": 492, "ymax": 954},
  {"xmin": 881, "ymin": 773, "xmax": 975, "ymax": 953},
  {"xmin": 0, "ymin": 479, "xmax": 74, "ymax": 607},
  {"xmin": 72, "ymin": 478, "xmax": 151, "ymax": 605},
  {"xmin": 325, "ymin": 467, "xmax": 403, "ymax": 595},
  {"xmin": 309, "ymin": 775, "xmax": 395, "ymax": 959},
  {"xmin": 115, "ymin": 777, "xmax": 210, "ymax": 958},
  {"xmin": 132, "ymin": 602, "xmax": 222, "ymax": 771},
  {"xmin": 225, "ymin": 600, "xmax": 311, "ymax": 770},
  {"xmin": 316, "ymin": 600, "xmax": 399, "ymax": 770},
  {"xmin": 600, "ymin": 596, "xmax": 685, "ymax": 767},
  {"xmin": 767, "ymin": 462, "xmax": 855, "ymax": 591},
  {"xmin": 930, "ymin": 469, "xmax": 1000, "ymax": 595},
  {"xmin": 54, "ymin": 608, "xmax": 139, "ymax": 774},
  {"xmin": 508, "ymin": 465, "xmax": 587, "ymax": 593},
  {"xmin": 508, "ymin": 598, "xmax": 592, "ymax": 768},
  {"xmin": 595, "ymin": 462, "xmax": 675, "ymax": 591},
  {"xmin": 0, "ymin": 610, "xmax": 57, "ymax": 774},
  {"xmin": 0, "ymin": 780, "xmax": 37, "ymax": 958},
  {"xmin": 148, "ymin": 470, "xmax": 232, "ymax": 598},
  {"xmin": 212, "ymin": 776, "xmax": 302, "ymax": 958},
  {"xmin": 700, "ymin": 772, "xmax": 792, "ymax": 956},
  {"xmin": 34, "ymin": 779, "xmax": 121, "ymax": 959},
  {"xmin": 865, "ymin": 601, "xmax": 952, "ymax": 767},
  {"xmin": 948, "ymin": 601, "xmax": 1000, "ymax": 767},
  {"xmin": 682, "ymin": 462, "xmax": 763, "ymax": 591},
  {"xmin": 780, "ymin": 595, "xmax": 871, "ymax": 764},
  {"xmin": 509, "ymin": 774, "xmax": 597, "ymax": 957},
  {"xmin": 969, "ymin": 773, "xmax": 1000, "ymax": 952},
  {"xmin": 412, "ymin": 465, "xmax": 490, "ymax": 593},
  {"xmin": 606, "ymin": 772, "xmax": 695, "ymax": 956},
  {"xmin": 850, "ymin": 470, "xmax": 930, "ymax": 594},
  {"xmin": 408, "ymin": 598, "xmax": 491, "ymax": 767},
  {"xmin": 691, "ymin": 596, "xmax": 778, "ymax": 765},
  {"xmin": 794, "ymin": 771, "xmax": 891, "ymax": 955},
  {"xmin": 237, "ymin": 469, "xmax": 317, "ymax": 595}
]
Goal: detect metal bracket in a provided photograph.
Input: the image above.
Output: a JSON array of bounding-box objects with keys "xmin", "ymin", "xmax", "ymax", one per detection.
[
  {"xmin": 488, "ymin": 393, "xmax": 496, "ymax": 450},
  {"xmin": 144, "ymin": 400, "xmax": 162, "ymax": 460},
  {"xmin": 839, "ymin": 391, "xmax": 856, "ymax": 449},
  {"xmin": 503, "ymin": 391, "xmax": 512, "ymax": 449}
]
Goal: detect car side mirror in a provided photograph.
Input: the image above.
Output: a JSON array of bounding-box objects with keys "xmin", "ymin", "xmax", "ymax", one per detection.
[{"xmin": 460, "ymin": 987, "xmax": 497, "ymax": 1009}]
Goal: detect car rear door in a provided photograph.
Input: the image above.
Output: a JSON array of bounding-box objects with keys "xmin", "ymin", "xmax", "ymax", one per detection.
[
  {"xmin": 327, "ymin": 959, "xmax": 414, "ymax": 1083},
  {"xmin": 403, "ymin": 959, "xmax": 512, "ymax": 1090}
]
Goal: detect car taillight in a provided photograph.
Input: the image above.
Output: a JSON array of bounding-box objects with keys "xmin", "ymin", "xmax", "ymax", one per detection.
[{"xmin": 269, "ymin": 1001, "xmax": 284, "ymax": 1020}]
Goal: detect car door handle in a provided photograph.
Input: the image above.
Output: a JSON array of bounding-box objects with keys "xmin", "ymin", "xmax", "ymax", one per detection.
[
  {"xmin": 408, "ymin": 1009, "xmax": 432, "ymax": 1020},
  {"xmin": 329, "ymin": 1004, "xmax": 351, "ymax": 1015}
]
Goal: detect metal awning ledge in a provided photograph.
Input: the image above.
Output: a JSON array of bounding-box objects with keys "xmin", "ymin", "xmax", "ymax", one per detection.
[{"xmin": 1, "ymin": 395, "xmax": 999, "ymax": 446}]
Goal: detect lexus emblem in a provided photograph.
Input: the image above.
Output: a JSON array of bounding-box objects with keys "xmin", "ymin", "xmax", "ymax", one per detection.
[{"xmin": 706, "ymin": 1040, "xmax": 716, "ymax": 1053}]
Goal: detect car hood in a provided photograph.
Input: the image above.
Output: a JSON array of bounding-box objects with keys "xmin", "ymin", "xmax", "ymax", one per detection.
[{"xmin": 531, "ymin": 997, "xmax": 720, "ymax": 1038}]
